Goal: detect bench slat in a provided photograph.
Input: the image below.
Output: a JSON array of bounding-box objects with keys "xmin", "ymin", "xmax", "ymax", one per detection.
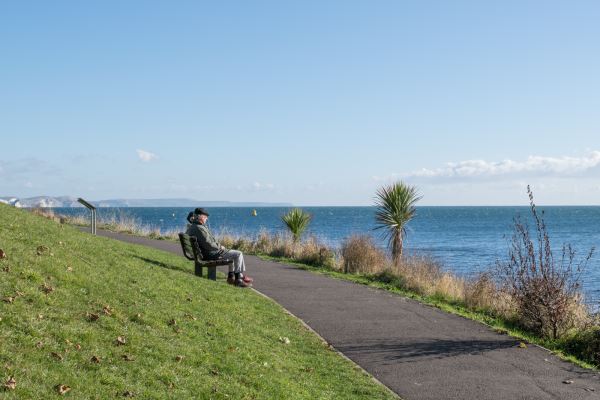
[{"xmin": 178, "ymin": 233, "xmax": 196, "ymax": 261}]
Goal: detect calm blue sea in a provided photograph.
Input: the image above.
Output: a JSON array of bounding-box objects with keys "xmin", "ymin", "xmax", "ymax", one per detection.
[{"xmin": 53, "ymin": 206, "xmax": 600, "ymax": 302}]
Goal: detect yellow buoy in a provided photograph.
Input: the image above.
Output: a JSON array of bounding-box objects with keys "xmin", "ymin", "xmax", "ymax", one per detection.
[{"xmin": 251, "ymin": 209, "xmax": 257, "ymax": 217}]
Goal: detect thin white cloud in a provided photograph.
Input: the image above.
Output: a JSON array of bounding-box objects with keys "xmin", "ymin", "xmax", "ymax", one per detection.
[
  {"xmin": 136, "ymin": 149, "xmax": 158, "ymax": 162},
  {"xmin": 233, "ymin": 182, "xmax": 276, "ymax": 192},
  {"xmin": 375, "ymin": 151, "xmax": 600, "ymax": 181},
  {"xmin": 252, "ymin": 182, "xmax": 275, "ymax": 191},
  {"xmin": 372, "ymin": 173, "xmax": 401, "ymax": 182},
  {"xmin": 414, "ymin": 151, "xmax": 600, "ymax": 178}
]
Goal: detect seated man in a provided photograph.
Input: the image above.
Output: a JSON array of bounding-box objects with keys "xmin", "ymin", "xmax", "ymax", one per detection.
[{"xmin": 186, "ymin": 207, "xmax": 253, "ymax": 288}]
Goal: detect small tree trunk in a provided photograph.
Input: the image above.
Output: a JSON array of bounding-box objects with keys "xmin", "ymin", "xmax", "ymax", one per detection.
[{"xmin": 392, "ymin": 231, "xmax": 403, "ymax": 267}]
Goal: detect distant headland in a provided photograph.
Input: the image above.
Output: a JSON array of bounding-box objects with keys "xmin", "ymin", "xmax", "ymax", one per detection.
[{"xmin": 0, "ymin": 196, "xmax": 293, "ymax": 208}]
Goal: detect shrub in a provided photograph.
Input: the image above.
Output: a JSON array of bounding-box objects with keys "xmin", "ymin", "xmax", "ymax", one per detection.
[
  {"xmin": 563, "ymin": 327, "xmax": 600, "ymax": 366},
  {"xmin": 340, "ymin": 235, "xmax": 387, "ymax": 274},
  {"xmin": 496, "ymin": 186, "xmax": 594, "ymax": 339}
]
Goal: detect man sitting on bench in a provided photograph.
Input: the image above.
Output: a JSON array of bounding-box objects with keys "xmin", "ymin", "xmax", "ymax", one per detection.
[{"xmin": 186, "ymin": 208, "xmax": 253, "ymax": 288}]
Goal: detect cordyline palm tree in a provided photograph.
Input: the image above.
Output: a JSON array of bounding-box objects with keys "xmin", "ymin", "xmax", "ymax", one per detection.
[
  {"xmin": 374, "ymin": 181, "xmax": 422, "ymax": 265},
  {"xmin": 282, "ymin": 208, "xmax": 311, "ymax": 243}
]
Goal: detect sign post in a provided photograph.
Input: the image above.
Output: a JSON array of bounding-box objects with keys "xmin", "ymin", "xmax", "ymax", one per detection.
[{"xmin": 77, "ymin": 198, "xmax": 96, "ymax": 235}]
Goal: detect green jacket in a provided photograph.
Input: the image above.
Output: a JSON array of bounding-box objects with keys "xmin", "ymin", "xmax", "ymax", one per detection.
[{"xmin": 185, "ymin": 223, "xmax": 224, "ymax": 260}]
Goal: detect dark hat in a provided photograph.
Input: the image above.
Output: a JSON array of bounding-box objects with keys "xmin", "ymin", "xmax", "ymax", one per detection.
[{"xmin": 194, "ymin": 207, "xmax": 210, "ymax": 217}]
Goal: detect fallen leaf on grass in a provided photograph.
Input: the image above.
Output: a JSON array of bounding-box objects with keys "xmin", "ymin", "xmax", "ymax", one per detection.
[
  {"xmin": 3, "ymin": 297, "xmax": 14, "ymax": 304},
  {"xmin": 0, "ymin": 249, "xmax": 6, "ymax": 259},
  {"xmin": 15, "ymin": 291, "xmax": 25, "ymax": 297},
  {"xmin": 121, "ymin": 354, "xmax": 135, "ymax": 362},
  {"xmin": 184, "ymin": 313, "xmax": 197, "ymax": 321},
  {"xmin": 123, "ymin": 390, "xmax": 135, "ymax": 397},
  {"xmin": 51, "ymin": 352, "xmax": 64, "ymax": 361},
  {"xmin": 40, "ymin": 283, "xmax": 54, "ymax": 294},
  {"xmin": 87, "ymin": 313, "xmax": 99, "ymax": 322},
  {"xmin": 278, "ymin": 337, "xmax": 291, "ymax": 345},
  {"xmin": 36, "ymin": 341, "xmax": 44, "ymax": 348},
  {"xmin": 90, "ymin": 355, "xmax": 101, "ymax": 364},
  {"xmin": 1, "ymin": 266, "xmax": 9, "ymax": 273},
  {"xmin": 75, "ymin": 344, "xmax": 81, "ymax": 350},
  {"xmin": 4, "ymin": 376, "xmax": 16, "ymax": 390},
  {"xmin": 66, "ymin": 266, "xmax": 73, "ymax": 272},
  {"xmin": 210, "ymin": 368, "xmax": 219, "ymax": 376},
  {"xmin": 168, "ymin": 319, "xmax": 177, "ymax": 326},
  {"xmin": 102, "ymin": 305, "xmax": 112, "ymax": 316},
  {"xmin": 37, "ymin": 314, "xmax": 44, "ymax": 320},
  {"xmin": 518, "ymin": 342, "xmax": 528, "ymax": 349},
  {"xmin": 116, "ymin": 336, "xmax": 126, "ymax": 346},
  {"xmin": 175, "ymin": 355, "xmax": 184, "ymax": 362},
  {"xmin": 56, "ymin": 384, "xmax": 71, "ymax": 395},
  {"xmin": 36, "ymin": 245, "xmax": 49, "ymax": 255}
]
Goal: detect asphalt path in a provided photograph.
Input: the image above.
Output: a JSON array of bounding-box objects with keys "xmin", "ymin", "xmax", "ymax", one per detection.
[{"xmin": 89, "ymin": 229, "xmax": 600, "ymax": 400}]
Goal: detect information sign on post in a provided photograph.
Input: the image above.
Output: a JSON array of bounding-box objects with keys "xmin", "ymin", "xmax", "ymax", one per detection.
[{"xmin": 77, "ymin": 198, "xmax": 97, "ymax": 235}]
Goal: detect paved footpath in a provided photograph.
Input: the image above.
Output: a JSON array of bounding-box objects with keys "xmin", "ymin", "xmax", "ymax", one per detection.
[{"xmin": 94, "ymin": 229, "xmax": 600, "ymax": 400}]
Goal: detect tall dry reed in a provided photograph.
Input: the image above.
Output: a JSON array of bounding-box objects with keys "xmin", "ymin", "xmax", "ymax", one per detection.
[{"xmin": 340, "ymin": 235, "xmax": 387, "ymax": 274}]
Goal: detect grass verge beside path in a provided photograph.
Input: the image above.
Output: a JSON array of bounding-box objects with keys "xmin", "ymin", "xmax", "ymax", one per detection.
[
  {"xmin": 0, "ymin": 205, "xmax": 397, "ymax": 399},
  {"xmin": 258, "ymin": 255, "xmax": 599, "ymax": 372}
]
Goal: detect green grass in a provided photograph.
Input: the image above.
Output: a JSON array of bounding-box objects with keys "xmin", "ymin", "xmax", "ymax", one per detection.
[
  {"xmin": 0, "ymin": 204, "xmax": 397, "ymax": 399},
  {"xmin": 257, "ymin": 255, "xmax": 599, "ymax": 371}
]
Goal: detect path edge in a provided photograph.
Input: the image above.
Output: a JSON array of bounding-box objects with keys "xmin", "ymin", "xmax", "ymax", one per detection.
[{"xmin": 250, "ymin": 288, "xmax": 402, "ymax": 400}]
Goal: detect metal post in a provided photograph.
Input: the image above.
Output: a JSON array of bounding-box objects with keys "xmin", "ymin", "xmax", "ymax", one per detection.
[{"xmin": 77, "ymin": 198, "xmax": 97, "ymax": 235}]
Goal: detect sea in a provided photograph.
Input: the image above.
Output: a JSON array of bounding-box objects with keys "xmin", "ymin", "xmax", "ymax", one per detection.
[{"xmin": 52, "ymin": 206, "xmax": 600, "ymax": 303}]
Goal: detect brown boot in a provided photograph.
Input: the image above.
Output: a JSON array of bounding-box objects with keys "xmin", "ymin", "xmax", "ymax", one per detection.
[{"xmin": 234, "ymin": 278, "xmax": 251, "ymax": 288}]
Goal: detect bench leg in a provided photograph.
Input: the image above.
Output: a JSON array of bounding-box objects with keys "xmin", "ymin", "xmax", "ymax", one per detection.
[
  {"xmin": 194, "ymin": 261, "xmax": 203, "ymax": 277},
  {"xmin": 207, "ymin": 266, "xmax": 217, "ymax": 281}
]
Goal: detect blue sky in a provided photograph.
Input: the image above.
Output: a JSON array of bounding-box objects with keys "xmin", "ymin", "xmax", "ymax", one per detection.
[{"xmin": 1, "ymin": 1, "xmax": 600, "ymax": 205}]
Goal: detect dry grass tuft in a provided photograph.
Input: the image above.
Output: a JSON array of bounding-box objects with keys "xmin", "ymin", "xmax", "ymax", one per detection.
[
  {"xmin": 340, "ymin": 235, "xmax": 387, "ymax": 274},
  {"xmin": 219, "ymin": 230, "xmax": 336, "ymax": 268},
  {"xmin": 391, "ymin": 256, "xmax": 465, "ymax": 300},
  {"xmin": 28, "ymin": 208, "xmax": 179, "ymax": 240}
]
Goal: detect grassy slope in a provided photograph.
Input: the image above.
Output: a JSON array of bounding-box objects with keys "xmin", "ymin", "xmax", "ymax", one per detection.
[{"xmin": 0, "ymin": 205, "xmax": 396, "ymax": 399}]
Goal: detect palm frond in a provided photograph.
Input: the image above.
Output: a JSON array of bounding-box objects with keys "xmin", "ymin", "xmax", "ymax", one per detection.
[
  {"xmin": 373, "ymin": 181, "xmax": 421, "ymax": 262},
  {"xmin": 281, "ymin": 208, "xmax": 312, "ymax": 242}
]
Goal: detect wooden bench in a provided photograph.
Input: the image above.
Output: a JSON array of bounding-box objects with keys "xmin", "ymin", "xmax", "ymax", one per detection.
[{"xmin": 178, "ymin": 233, "xmax": 233, "ymax": 281}]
